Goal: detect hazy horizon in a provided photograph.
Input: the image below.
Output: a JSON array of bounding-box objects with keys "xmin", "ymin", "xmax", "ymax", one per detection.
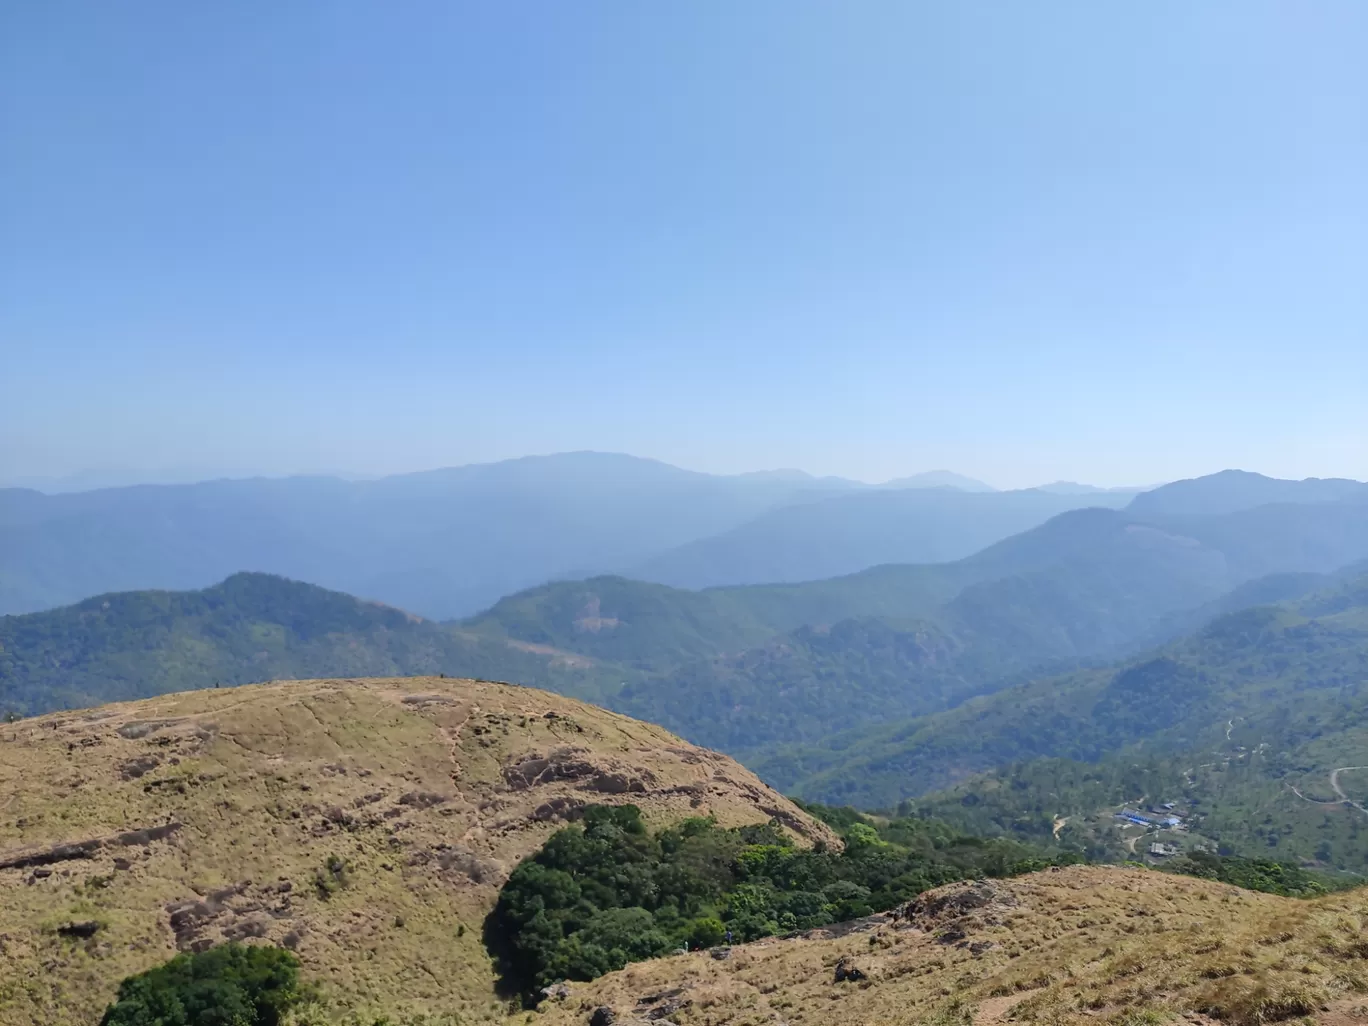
[
  {"xmin": 5, "ymin": 3, "xmax": 1365, "ymax": 491},
  {"xmin": 2, "ymin": 449, "xmax": 1357, "ymax": 497}
]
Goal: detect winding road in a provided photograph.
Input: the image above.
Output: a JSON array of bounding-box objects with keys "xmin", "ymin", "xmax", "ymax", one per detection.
[
  {"xmin": 1287, "ymin": 766, "xmax": 1368, "ymax": 816},
  {"xmin": 1330, "ymin": 767, "xmax": 1368, "ymax": 814}
]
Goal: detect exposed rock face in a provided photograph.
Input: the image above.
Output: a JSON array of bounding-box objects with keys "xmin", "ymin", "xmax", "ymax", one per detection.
[
  {"xmin": 892, "ymin": 877, "xmax": 1020, "ymax": 946},
  {"xmin": 0, "ymin": 822, "xmax": 181, "ymax": 870},
  {"xmin": 56, "ymin": 921, "xmax": 100, "ymax": 939},
  {"xmin": 541, "ymin": 981, "xmax": 572, "ymax": 1002},
  {"xmin": 0, "ymin": 677, "xmax": 835, "ymax": 1026},
  {"xmin": 833, "ymin": 956, "xmax": 865, "ymax": 982}
]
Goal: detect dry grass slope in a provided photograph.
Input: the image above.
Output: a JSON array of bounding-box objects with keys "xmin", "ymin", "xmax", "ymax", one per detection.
[
  {"xmin": 0, "ymin": 676, "xmax": 835, "ymax": 1025},
  {"xmin": 531, "ymin": 866, "xmax": 1368, "ymax": 1026}
]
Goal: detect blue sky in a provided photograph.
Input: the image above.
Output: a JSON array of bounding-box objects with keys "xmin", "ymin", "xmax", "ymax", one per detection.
[{"xmin": 3, "ymin": 2, "xmax": 1364, "ymax": 489}]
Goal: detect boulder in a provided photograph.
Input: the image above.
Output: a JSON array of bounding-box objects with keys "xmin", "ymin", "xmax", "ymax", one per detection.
[{"xmin": 833, "ymin": 956, "xmax": 866, "ymax": 982}]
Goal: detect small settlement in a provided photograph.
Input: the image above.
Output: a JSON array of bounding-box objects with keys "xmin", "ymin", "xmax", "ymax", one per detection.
[{"xmin": 1115, "ymin": 806, "xmax": 1183, "ymax": 829}]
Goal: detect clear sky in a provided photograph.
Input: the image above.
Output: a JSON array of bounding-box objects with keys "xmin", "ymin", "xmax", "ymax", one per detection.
[{"xmin": 3, "ymin": 2, "xmax": 1365, "ymax": 489}]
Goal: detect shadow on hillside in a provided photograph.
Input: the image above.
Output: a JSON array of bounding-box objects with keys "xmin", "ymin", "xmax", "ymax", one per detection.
[{"xmin": 481, "ymin": 905, "xmax": 535, "ymax": 1007}]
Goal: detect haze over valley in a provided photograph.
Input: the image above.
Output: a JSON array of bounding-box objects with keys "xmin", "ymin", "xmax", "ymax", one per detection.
[{"xmin": 0, "ymin": 452, "xmax": 1160, "ymax": 618}]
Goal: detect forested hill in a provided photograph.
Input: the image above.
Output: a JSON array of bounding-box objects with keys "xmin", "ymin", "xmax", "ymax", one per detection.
[
  {"xmin": 0, "ymin": 574, "xmax": 624, "ymax": 716},
  {"xmin": 762, "ymin": 568, "xmax": 1368, "ymax": 871},
  {"xmin": 471, "ymin": 491, "xmax": 1368, "ymax": 642}
]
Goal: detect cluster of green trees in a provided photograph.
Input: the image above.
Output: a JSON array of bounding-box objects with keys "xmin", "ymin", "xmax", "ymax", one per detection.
[
  {"xmin": 485, "ymin": 804, "xmax": 1078, "ymax": 1001},
  {"xmin": 1159, "ymin": 851, "xmax": 1328, "ymax": 898},
  {"xmin": 100, "ymin": 943, "xmax": 311, "ymax": 1026}
]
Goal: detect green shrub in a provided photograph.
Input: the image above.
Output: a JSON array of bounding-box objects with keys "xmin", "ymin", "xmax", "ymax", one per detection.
[
  {"xmin": 685, "ymin": 916, "xmax": 726, "ymax": 949},
  {"xmin": 100, "ymin": 943, "xmax": 310, "ymax": 1026},
  {"xmin": 313, "ymin": 854, "xmax": 350, "ymax": 899},
  {"xmin": 1163, "ymin": 851, "xmax": 1329, "ymax": 897}
]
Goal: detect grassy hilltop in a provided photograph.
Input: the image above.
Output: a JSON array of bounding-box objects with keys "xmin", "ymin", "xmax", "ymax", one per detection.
[
  {"xmin": 0, "ymin": 677, "xmax": 833, "ymax": 1025},
  {"xmin": 531, "ymin": 864, "xmax": 1368, "ymax": 1026}
]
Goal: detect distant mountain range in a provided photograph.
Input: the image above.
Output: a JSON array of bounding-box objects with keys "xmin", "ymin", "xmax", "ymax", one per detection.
[
  {"xmin": 7, "ymin": 451, "xmax": 1359, "ymax": 622},
  {"xmin": 466, "ymin": 484, "xmax": 1368, "ymax": 753},
  {"xmin": 0, "ymin": 451, "xmax": 1158, "ymax": 618},
  {"xmin": 5, "ymin": 470, "xmax": 1366, "ymax": 771},
  {"xmin": 627, "ymin": 486, "xmax": 1134, "ymax": 589},
  {"xmin": 1128, "ymin": 468, "xmax": 1367, "ymax": 517},
  {"xmin": 0, "ymin": 452, "xmax": 845, "ymax": 618}
]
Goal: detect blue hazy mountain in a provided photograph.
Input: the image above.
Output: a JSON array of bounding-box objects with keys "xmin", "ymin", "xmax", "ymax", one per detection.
[
  {"xmin": 0, "ymin": 452, "xmax": 855, "ymax": 618},
  {"xmin": 1126, "ymin": 469, "xmax": 1368, "ymax": 517},
  {"xmin": 0, "ymin": 453, "xmax": 1093, "ymax": 618},
  {"xmin": 629, "ymin": 487, "xmax": 1133, "ymax": 589}
]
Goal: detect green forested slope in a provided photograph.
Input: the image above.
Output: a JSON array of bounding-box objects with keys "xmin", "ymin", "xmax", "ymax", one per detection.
[
  {"xmin": 762, "ymin": 572, "xmax": 1368, "ymax": 805},
  {"xmin": 457, "ymin": 575, "xmax": 779, "ymax": 670},
  {"xmin": 612, "ymin": 617, "xmax": 1022, "ymax": 754},
  {"xmin": 0, "ymin": 573, "xmax": 626, "ymax": 715},
  {"xmin": 466, "ymin": 498, "xmax": 1368, "ymax": 644},
  {"xmin": 766, "ymin": 572, "xmax": 1368, "ymax": 871}
]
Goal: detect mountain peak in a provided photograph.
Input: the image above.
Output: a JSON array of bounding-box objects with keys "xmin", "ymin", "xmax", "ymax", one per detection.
[
  {"xmin": 1128, "ymin": 469, "xmax": 1368, "ymax": 517},
  {"xmin": 881, "ymin": 470, "xmax": 996, "ymax": 492},
  {"xmin": 1034, "ymin": 480, "xmax": 1149, "ymax": 495}
]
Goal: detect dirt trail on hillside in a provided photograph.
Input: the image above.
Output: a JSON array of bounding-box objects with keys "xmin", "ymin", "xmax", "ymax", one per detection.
[
  {"xmin": 1330, "ymin": 767, "xmax": 1368, "ymax": 814},
  {"xmin": 1287, "ymin": 767, "xmax": 1368, "ymax": 817}
]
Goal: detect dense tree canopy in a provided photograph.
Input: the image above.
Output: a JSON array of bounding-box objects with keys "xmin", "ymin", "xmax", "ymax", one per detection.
[
  {"xmin": 100, "ymin": 943, "xmax": 309, "ymax": 1026},
  {"xmin": 485, "ymin": 804, "xmax": 1077, "ymax": 1001}
]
